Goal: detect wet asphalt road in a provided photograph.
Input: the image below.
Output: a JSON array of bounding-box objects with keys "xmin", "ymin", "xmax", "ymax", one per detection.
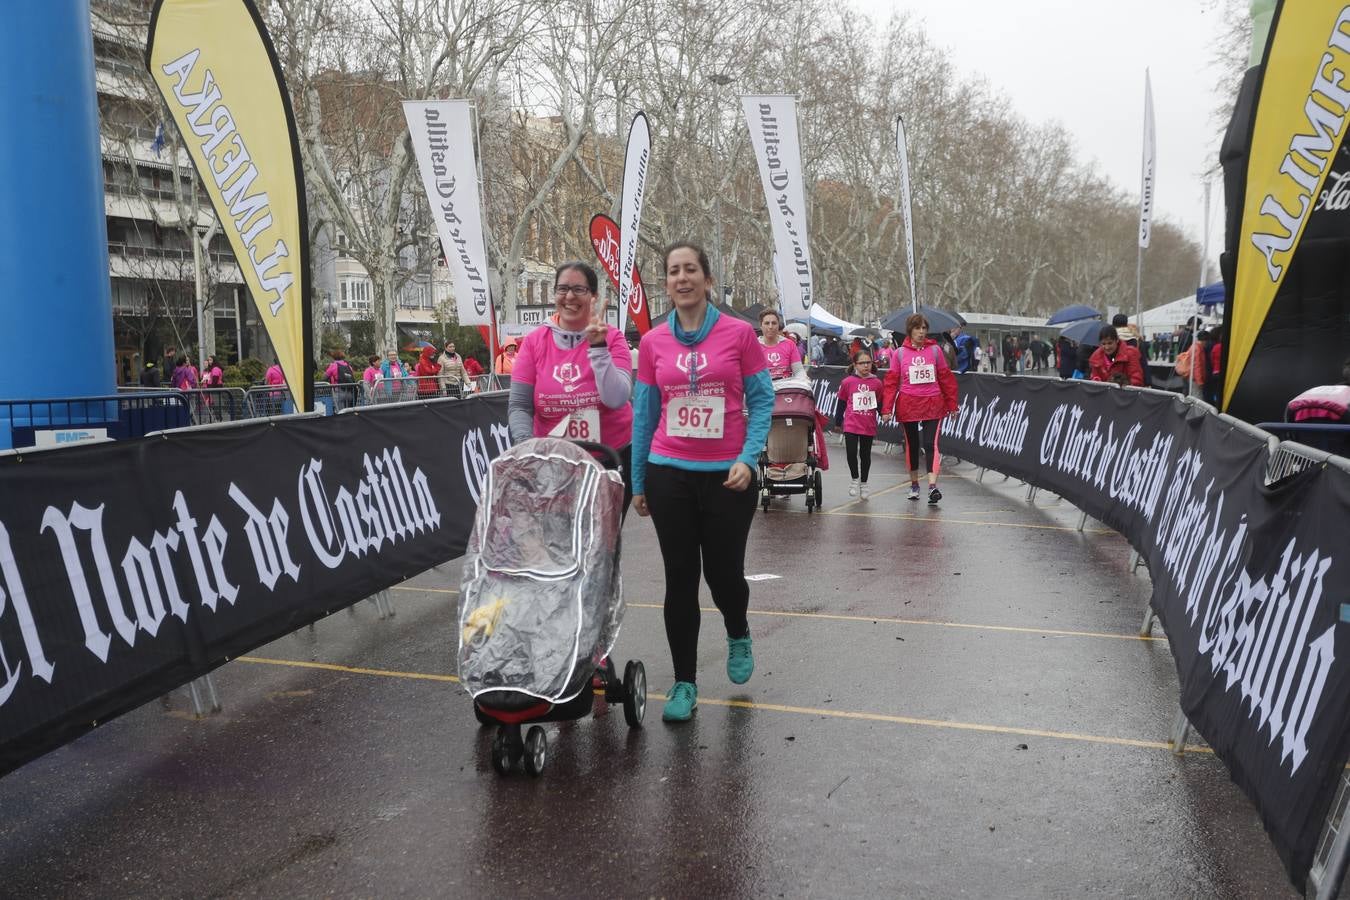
[{"xmin": 0, "ymin": 440, "xmax": 1309, "ymax": 898}]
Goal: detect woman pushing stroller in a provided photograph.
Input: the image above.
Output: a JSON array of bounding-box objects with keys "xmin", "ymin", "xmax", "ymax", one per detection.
[{"xmin": 882, "ymin": 313, "xmax": 959, "ymax": 506}]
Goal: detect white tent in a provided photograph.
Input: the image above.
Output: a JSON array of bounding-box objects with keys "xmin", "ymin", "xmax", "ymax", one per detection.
[
  {"xmin": 787, "ymin": 302, "xmax": 865, "ymax": 336},
  {"xmin": 1139, "ymin": 294, "xmax": 1221, "ymax": 334}
]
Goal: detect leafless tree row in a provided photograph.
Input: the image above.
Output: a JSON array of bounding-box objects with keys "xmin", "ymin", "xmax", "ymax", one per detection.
[{"xmin": 107, "ymin": 0, "xmax": 1223, "ymax": 354}]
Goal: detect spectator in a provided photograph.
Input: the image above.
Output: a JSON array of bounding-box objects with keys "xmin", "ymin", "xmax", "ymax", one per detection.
[
  {"xmin": 1088, "ymin": 325, "xmax": 1144, "ymax": 386},
  {"xmin": 1111, "ymin": 313, "xmax": 1152, "ymax": 387},
  {"xmin": 463, "ymin": 354, "xmax": 484, "ymax": 379},
  {"xmin": 324, "ymin": 349, "xmax": 356, "ymax": 386},
  {"xmin": 438, "ymin": 341, "xmax": 468, "ymax": 396},
  {"xmin": 414, "ymin": 345, "xmax": 441, "ymax": 397},
  {"xmin": 952, "ymin": 326, "xmax": 979, "ymax": 374},
  {"xmin": 1057, "ymin": 336, "xmax": 1077, "ymax": 380},
  {"xmin": 170, "ymin": 355, "xmax": 198, "ymax": 390},
  {"xmin": 139, "ymin": 361, "xmax": 161, "ymax": 388},
  {"xmin": 265, "ymin": 358, "xmax": 285, "ymax": 387},
  {"xmin": 494, "ymin": 338, "xmax": 518, "ymax": 375},
  {"xmin": 200, "ymin": 355, "xmax": 223, "ymax": 388}
]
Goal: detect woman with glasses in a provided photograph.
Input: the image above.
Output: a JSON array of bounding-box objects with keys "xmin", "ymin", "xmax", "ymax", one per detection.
[
  {"xmin": 509, "ymin": 261, "xmax": 635, "ymax": 507},
  {"xmin": 630, "ymin": 241, "xmax": 774, "ymax": 723}
]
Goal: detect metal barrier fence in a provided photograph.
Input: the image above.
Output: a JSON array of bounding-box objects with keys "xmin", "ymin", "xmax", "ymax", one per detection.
[
  {"xmin": 1257, "ymin": 421, "xmax": 1350, "ymax": 457},
  {"xmin": 1, "ymin": 392, "xmax": 190, "ymax": 450}
]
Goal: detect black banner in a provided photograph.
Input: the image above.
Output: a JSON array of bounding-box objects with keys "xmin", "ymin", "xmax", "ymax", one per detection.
[
  {"xmin": 0, "ymin": 395, "xmax": 509, "ymax": 777},
  {"xmin": 940, "ymin": 373, "xmax": 1350, "ymax": 889}
]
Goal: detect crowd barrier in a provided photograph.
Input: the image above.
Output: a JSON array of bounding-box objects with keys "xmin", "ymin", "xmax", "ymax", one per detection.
[
  {"xmin": 0, "ymin": 392, "xmax": 191, "ymax": 450},
  {"xmin": 0, "ymin": 391, "xmax": 512, "ymax": 781},
  {"xmin": 885, "ymin": 371, "xmax": 1350, "ymax": 896}
]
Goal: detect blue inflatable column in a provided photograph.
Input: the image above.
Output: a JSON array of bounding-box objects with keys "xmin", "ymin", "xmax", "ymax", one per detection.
[{"xmin": 0, "ymin": 0, "xmax": 116, "ymax": 404}]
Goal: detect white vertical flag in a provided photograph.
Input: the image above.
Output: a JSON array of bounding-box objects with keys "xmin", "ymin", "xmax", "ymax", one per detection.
[
  {"xmin": 1138, "ymin": 71, "xmax": 1156, "ymax": 249},
  {"xmin": 403, "ymin": 100, "xmax": 492, "ymax": 326},
  {"xmin": 895, "ymin": 116, "xmax": 919, "ymax": 313},
  {"xmin": 742, "ymin": 95, "xmax": 814, "ymax": 317},
  {"xmin": 617, "ymin": 112, "xmax": 651, "ymax": 334}
]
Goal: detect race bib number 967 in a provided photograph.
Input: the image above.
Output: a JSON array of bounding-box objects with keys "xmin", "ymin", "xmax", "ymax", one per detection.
[{"xmin": 667, "ymin": 395, "xmax": 726, "ymax": 439}]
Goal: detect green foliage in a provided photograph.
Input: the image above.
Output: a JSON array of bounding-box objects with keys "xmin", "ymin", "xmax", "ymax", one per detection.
[
  {"xmin": 346, "ymin": 320, "xmax": 375, "ymax": 359},
  {"xmin": 236, "ymin": 357, "xmax": 266, "ymax": 384}
]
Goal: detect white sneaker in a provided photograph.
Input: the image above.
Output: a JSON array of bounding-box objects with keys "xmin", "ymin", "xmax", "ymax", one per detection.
[
  {"xmin": 848, "ymin": 479, "xmax": 859, "ymax": 497},
  {"xmin": 859, "ymin": 482, "xmax": 869, "ymax": 500}
]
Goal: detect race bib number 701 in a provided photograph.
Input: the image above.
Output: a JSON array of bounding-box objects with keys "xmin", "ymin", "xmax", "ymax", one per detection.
[{"xmin": 666, "ymin": 395, "xmax": 726, "ymax": 439}]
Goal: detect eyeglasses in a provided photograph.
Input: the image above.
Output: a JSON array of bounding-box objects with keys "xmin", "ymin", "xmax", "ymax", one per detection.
[{"xmin": 554, "ymin": 285, "xmax": 591, "ymax": 297}]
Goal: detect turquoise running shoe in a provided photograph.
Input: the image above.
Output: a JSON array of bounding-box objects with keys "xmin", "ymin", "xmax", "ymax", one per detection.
[
  {"xmin": 663, "ymin": 681, "xmax": 698, "ymax": 722},
  {"xmin": 727, "ymin": 633, "xmax": 754, "ymax": 684}
]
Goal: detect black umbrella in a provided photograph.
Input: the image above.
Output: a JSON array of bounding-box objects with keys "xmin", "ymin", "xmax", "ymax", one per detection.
[
  {"xmin": 1046, "ymin": 304, "xmax": 1101, "ymax": 326},
  {"xmin": 881, "ymin": 305, "xmax": 966, "ymax": 335},
  {"xmin": 844, "ymin": 325, "xmax": 883, "ymax": 339},
  {"xmin": 1060, "ymin": 318, "xmax": 1108, "ymax": 346}
]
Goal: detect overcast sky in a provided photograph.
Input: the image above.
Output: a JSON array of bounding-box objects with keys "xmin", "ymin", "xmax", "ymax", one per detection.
[{"xmin": 852, "ymin": 0, "xmax": 1239, "ymax": 265}]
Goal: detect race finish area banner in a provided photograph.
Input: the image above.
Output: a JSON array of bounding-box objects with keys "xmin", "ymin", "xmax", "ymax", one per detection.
[
  {"xmin": 936, "ymin": 373, "xmax": 1350, "ymax": 889},
  {"xmin": 0, "ymin": 396, "xmax": 510, "ymax": 777},
  {"xmin": 147, "ymin": 0, "xmax": 312, "ymax": 412}
]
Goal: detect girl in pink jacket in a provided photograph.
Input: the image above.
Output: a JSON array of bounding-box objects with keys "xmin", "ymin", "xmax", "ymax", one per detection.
[{"xmin": 837, "ymin": 348, "xmax": 882, "ymax": 499}]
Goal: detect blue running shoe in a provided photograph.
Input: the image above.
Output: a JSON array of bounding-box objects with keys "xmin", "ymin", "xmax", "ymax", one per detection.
[
  {"xmin": 663, "ymin": 681, "xmax": 698, "ymax": 721},
  {"xmin": 727, "ymin": 633, "xmax": 754, "ymax": 684}
]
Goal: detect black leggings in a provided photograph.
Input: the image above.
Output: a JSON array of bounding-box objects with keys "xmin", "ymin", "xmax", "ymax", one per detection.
[
  {"xmin": 645, "ymin": 464, "xmax": 757, "ymax": 683},
  {"xmin": 844, "ymin": 433, "xmax": 874, "ymax": 481},
  {"xmin": 903, "ymin": 419, "xmax": 941, "ymax": 475}
]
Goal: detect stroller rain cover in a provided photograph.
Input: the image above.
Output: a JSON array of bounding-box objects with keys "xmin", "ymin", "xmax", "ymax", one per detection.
[{"xmin": 457, "ymin": 438, "xmax": 624, "ymax": 705}]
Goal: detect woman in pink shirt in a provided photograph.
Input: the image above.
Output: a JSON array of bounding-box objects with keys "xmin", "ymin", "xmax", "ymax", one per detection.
[
  {"xmin": 509, "ymin": 261, "xmax": 635, "ymax": 506},
  {"xmin": 630, "ymin": 242, "xmax": 775, "ymax": 723},
  {"xmin": 757, "ymin": 309, "xmax": 804, "ymax": 380}
]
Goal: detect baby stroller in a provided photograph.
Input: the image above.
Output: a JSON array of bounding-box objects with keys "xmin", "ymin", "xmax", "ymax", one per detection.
[
  {"xmin": 758, "ymin": 376, "xmax": 825, "ymax": 513},
  {"xmin": 458, "ymin": 437, "xmax": 646, "ymax": 777}
]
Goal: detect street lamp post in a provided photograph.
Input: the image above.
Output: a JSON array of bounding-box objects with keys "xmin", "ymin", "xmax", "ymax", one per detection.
[{"xmin": 709, "ymin": 72, "xmax": 734, "ymax": 306}]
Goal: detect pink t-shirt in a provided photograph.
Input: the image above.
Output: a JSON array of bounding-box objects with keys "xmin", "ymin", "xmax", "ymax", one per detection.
[
  {"xmin": 759, "ymin": 338, "xmax": 801, "ymax": 380},
  {"xmin": 897, "ymin": 342, "xmax": 946, "ymax": 397},
  {"xmin": 265, "ymin": 365, "xmax": 285, "ymax": 386},
  {"xmin": 838, "ymin": 374, "xmax": 882, "ymax": 436},
  {"xmin": 513, "ymin": 324, "xmax": 634, "ymax": 448},
  {"xmin": 638, "ymin": 316, "xmax": 767, "ymax": 462}
]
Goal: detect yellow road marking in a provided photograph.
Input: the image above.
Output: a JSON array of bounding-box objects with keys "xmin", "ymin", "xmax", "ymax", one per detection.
[
  {"xmin": 387, "ymin": 587, "xmax": 1162, "ymax": 643},
  {"xmin": 819, "ymin": 508, "xmax": 1115, "ymax": 534},
  {"xmin": 237, "ymin": 656, "xmax": 459, "ymax": 683},
  {"xmin": 232, "ymin": 655, "xmax": 1203, "ymax": 755}
]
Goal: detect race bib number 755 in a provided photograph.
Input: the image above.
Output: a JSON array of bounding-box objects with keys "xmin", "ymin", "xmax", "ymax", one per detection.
[{"xmin": 667, "ymin": 395, "xmax": 726, "ymax": 439}]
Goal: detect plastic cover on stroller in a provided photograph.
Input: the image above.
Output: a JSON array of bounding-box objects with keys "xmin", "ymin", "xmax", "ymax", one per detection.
[{"xmin": 458, "ymin": 438, "xmax": 624, "ymax": 705}]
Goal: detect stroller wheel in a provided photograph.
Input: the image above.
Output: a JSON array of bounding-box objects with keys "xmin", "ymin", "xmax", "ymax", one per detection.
[
  {"xmin": 623, "ymin": 660, "xmax": 647, "ymax": 728},
  {"xmin": 814, "ymin": 470, "xmax": 824, "ymax": 506},
  {"xmin": 523, "ymin": 726, "xmax": 548, "ymax": 777},
  {"xmin": 491, "ymin": 727, "xmax": 513, "ymax": 775}
]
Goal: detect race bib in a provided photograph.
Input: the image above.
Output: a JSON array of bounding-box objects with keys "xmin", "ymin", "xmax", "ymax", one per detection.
[
  {"xmin": 547, "ymin": 407, "xmax": 601, "ymax": 442},
  {"xmin": 909, "ymin": 361, "xmax": 936, "ymax": 385},
  {"xmin": 852, "ymin": 390, "xmax": 877, "ymax": 412},
  {"xmin": 667, "ymin": 395, "xmax": 726, "ymax": 439}
]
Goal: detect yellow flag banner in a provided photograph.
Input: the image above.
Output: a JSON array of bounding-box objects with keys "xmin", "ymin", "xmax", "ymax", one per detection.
[
  {"xmin": 147, "ymin": 0, "xmax": 311, "ymax": 411},
  {"xmin": 1228, "ymin": 3, "xmax": 1350, "ymax": 410}
]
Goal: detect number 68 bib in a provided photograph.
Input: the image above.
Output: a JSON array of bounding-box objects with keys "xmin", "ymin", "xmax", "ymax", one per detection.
[
  {"xmin": 547, "ymin": 408, "xmax": 601, "ymax": 442},
  {"xmin": 667, "ymin": 395, "xmax": 726, "ymax": 439}
]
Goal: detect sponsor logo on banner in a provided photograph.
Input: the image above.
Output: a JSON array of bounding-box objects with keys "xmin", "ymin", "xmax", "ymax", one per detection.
[
  {"xmin": 935, "ymin": 372, "xmax": 1350, "ymax": 888},
  {"xmin": 0, "ymin": 395, "xmax": 511, "ymax": 776},
  {"xmin": 589, "ymin": 214, "xmax": 651, "ymax": 333},
  {"xmin": 147, "ymin": 0, "xmax": 312, "ymax": 410},
  {"xmin": 743, "ymin": 95, "xmax": 814, "ymax": 316},
  {"xmin": 403, "ymin": 100, "xmax": 493, "ymax": 325},
  {"xmin": 617, "ymin": 112, "xmax": 651, "ymax": 334},
  {"xmin": 1228, "ymin": 6, "xmax": 1350, "ymax": 409}
]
